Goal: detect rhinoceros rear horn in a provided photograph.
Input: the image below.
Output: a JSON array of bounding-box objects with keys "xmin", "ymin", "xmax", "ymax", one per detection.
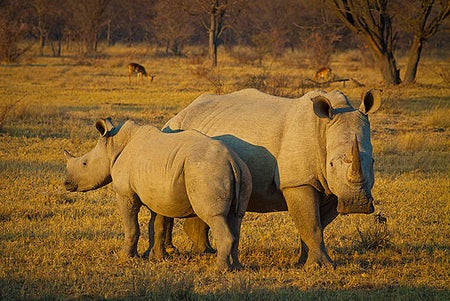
[
  {"xmin": 360, "ymin": 89, "xmax": 382, "ymax": 115},
  {"xmin": 95, "ymin": 118, "xmax": 115, "ymax": 137},
  {"xmin": 348, "ymin": 136, "xmax": 363, "ymax": 183}
]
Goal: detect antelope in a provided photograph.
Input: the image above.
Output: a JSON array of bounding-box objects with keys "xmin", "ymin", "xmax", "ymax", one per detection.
[
  {"xmin": 314, "ymin": 67, "xmax": 332, "ymax": 83},
  {"xmin": 128, "ymin": 63, "xmax": 154, "ymax": 83}
]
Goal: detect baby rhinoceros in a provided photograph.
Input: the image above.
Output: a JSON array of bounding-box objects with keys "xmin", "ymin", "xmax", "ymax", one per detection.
[{"xmin": 64, "ymin": 118, "xmax": 252, "ymax": 271}]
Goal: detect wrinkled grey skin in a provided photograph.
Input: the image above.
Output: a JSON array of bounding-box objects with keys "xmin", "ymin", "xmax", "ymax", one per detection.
[
  {"xmin": 64, "ymin": 118, "xmax": 252, "ymax": 271},
  {"xmin": 163, "ymin": 88, "xmax": 381, "ymax": 267}
]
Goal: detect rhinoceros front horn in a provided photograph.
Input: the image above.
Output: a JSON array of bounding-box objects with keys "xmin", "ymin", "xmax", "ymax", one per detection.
[{"xmin": 348, "ymin": 136, "xmax": 363, "ymax": 183}]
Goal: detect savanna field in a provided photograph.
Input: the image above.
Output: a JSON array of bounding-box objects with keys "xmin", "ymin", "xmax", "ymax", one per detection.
[{"xmin": 1, "ymin": 45, "xmax": 449, "ymax": 300}]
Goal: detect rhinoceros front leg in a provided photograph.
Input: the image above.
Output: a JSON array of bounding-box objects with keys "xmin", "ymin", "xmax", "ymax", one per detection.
[
  {"xmin": 116, "ymin": 193, "xmax": 141, "ymax": 258},
  {"xmin": 297, "ymin": 195, "xmax": 339, "ymax": 266},
  {"xmin": 320, "ymin": 194, "xmax": 339, "ymax": 229},
  {"xmin": 282, "ymin": 186, "xmax": 334, "ymax": 268}
]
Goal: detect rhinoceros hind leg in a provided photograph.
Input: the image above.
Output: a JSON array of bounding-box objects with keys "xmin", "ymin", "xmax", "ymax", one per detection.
[
  {"xmin": 227, "ymin": 214, "xmax": 244, "ymax": 270},
  {"xmin": 143, "ymin": 212, "xmax": 169, "ymax": 260},
  {"xmin": 184, "ymin": 217, "xmax": 216, "ymax": 254},
  {"xmin": 207, "ymin": 216, "xmax": 233, "ymax": 271},
  {"xmin": 283, "ymin": 186, "xmax": 334, "ymax": 268},
  {"xmin": 163, "ymin": 218, "xmax": 179, "ymax": 254}
]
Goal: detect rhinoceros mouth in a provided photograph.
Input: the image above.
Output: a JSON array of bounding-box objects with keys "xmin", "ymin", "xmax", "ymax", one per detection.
[
  {"xmin": 64, "ymin": 180, "xmax": 78, "ymax": 192},
  {"xmin": 337, "ymin": 196, "xmax": 374, "ymax": 215}
]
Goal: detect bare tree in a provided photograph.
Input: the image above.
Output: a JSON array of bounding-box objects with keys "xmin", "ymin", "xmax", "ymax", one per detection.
[
  {"xmin": 329, "ymin": 0, "xmax": 401, "ymax": 85},
  {"xmin": 0, "ymin": 0, "xmax": 34, "ymax": 62},
  {"xmin": 31, "ymin": 0, "xmax": 66, "ymax": 56},
  {"xmin": 183, "ymin": 0, "xmax": 244, "ymax": 67},
  {"xmin": 109, "ymin": 0, "xmax": 154, "ymax": 47},
  {"xmin": 153, "ymin": 1, "xmax": 196, "ymax": 56},
  {"xmin": 69, "ymin": 0, "xmax": 112, "ymax": 56},
  {"xmin": 247, "ymin": 0, "xmax": 298, "ymax": 58},
  {"xmin": 401, "ymin": 0, "xmax": 449, "ymax": 84},
  {"xmin": 329, "ymin": 0, "xmax": 449, "ymax": 85}
]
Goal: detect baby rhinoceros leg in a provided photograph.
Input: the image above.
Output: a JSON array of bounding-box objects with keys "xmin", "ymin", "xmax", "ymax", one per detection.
[
  {"xmin": 205, "ymin": 215, "xmax": 235, "ymax": 271},
  {"xmin": 116, "ymin": 194, "xmax": 141, "ymax": 258},
  {"xmin": 228, "ymin": 212, "xmax": 244, "ymax": 270},
  {"xmin": 183, "ymin": 217, "xmax": 215, "ymax": 254},
  {"xmin": 186, "ymin": 171, "xmax": 241, "ymax": 271}
]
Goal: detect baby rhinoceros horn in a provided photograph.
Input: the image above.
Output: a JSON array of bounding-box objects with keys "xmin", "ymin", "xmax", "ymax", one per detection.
[{"xmin": 348, "ymin": 136, "xmax": 364, "ymax": 183}]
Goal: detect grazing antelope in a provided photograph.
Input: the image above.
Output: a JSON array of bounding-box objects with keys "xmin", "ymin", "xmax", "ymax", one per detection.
[
  {"xmin": 128, "ymin": 63, "xmax": 154, "ymax": 83},
  {"xmin": 314, "ymin": 67, "xmax": 332, "ymax": 83}
]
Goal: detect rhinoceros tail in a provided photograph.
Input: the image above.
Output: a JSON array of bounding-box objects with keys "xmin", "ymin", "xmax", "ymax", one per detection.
[{"xmin": 229, "ymin": 154, "xmax": 251, "ymax": 217}]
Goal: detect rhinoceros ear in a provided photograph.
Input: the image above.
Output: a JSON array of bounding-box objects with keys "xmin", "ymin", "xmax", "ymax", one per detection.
[
  {"xmin": 311, "ymin": 96, "xmax": 334, "ymax": 119},
  {"xmin": 64, "ymin": 150, "xmax": 75, "ymax": 161},
  {"xmin": 360, "ymin": 89, "xmax": 382, "ymax": 114},
  {"xmin": 95, "ymin": 118, "xmax": 115, "ymax": 137}
]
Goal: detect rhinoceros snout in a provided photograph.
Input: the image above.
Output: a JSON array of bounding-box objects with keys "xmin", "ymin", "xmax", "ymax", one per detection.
[{"xmin": 337, "ymin": 196, "xmax": 375, "ymax": 215}]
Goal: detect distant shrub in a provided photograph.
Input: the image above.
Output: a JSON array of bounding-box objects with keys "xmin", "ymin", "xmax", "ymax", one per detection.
[
  {"xmin": 434, "ymin": 66, "xmax": 450, "ymax": 83},
  {"xmin": 240, "ymin": 72, "xmax": 299, "ymax": 98},
  {"xmin": 0, "ymin": 97, "xmax": 23, "ymax": 131},
  {"xmin": 0, "ymin": 17, "xmax": 33, "ymax": 63},
  {"xmin": 228, "ymin": 47, "xmax": 260, "ymax": 66},
  {"xmin": 189, "ymin": 65, "xmax": 224, "ymax": 94},
  {"xmin": 303, "ymin": 30, "xmax": 341, "ymax": 70}
]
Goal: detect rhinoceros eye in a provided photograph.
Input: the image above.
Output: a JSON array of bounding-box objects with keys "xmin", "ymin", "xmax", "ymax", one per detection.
[{"xmin": 82, "ymin": 159, "xmax": 87, "ymax": 166}]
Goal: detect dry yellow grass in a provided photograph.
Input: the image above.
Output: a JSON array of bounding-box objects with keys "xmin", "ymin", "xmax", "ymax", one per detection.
[{"xmin": 1, "ymin": 45, "xmax": 449, "ymax": 300}]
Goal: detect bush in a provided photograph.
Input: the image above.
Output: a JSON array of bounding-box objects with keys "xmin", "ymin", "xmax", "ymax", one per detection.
[
  {"xmin": 355, "ymin": 213, "xmax": 390, "ymax": 251},
  {"xmin": 0, "ymin": 16, "xmax": 33, "ymax": 63}
]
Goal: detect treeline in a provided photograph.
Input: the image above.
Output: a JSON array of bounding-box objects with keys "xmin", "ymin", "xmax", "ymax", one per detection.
[
  {"xmin": 0, "ymin": 0, "xmax": 347, "ymax": 59},
  {"xmin": 0, "ymin": 0, "xmax": 448, "ymax": 85}
]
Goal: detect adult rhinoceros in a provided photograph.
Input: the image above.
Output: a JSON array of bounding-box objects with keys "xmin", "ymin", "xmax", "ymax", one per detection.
[
  {"xmin": 163, "ymin": 88, "xmax": 381, "ymax": 267},
  {"xmin": 64, "ymin": 118, "xmax": 252, "ymax": 271}
]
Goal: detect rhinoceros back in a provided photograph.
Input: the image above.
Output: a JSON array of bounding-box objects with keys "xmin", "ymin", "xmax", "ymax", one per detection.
[{"xmin": 164, "ymin": 89, "xmax": 326, "ymax": 212}]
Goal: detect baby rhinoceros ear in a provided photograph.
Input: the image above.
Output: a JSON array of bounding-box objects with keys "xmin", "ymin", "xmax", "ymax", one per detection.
[
  {"xmin": 64, "ymin": 150, "xmax": 75, "ymax": 161},
  {"xmin": 95, "ymin": 118, "xmax": 115, "ymax": 137}
]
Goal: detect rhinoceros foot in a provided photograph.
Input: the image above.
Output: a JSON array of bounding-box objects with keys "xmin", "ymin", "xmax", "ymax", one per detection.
[
  {"xmin": 230, "ymin": 262, "xmax": 243, "ymax": 271},
  {"xmin": 164, "ymin": 243, "xmax": 179, "ymax": 255},
  {"xmin": 295, "ymin": 245, "xmax": 335, "ymax": 270},
  {"xmin": 142, "ymin": 246, "xmax": 168, "ymax": 261},
  {"xmin": 183, "ymin": 217, "xmax": 217, "ymax": 254}
]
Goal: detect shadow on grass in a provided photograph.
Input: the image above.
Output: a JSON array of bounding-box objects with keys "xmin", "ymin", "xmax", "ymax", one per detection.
[{"xmin": 2, "ymin": 280, "xmax": 447, "ymax": 301}]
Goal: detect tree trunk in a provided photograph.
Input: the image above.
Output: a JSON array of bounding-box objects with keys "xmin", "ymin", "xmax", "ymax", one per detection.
[
  {"xmin": 403, "ymin": 35, "xmax": 423, "ymax": 84},
  {"xmin": 39, "ymin": 33, "xmax": 45, "ymax": 56},
  {"xmin": 106, "ymin": 20, "xmax": 112, "ymax": 46},
  {"xmin": 372, "ymin": 48, "xmax": 401, "ymax": 85},
  {"xmin": 209, "ymin": 3, "xmax": 218, "ymax": 67}
]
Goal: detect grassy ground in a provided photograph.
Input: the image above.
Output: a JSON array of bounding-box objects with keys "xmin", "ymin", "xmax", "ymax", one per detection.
[{"xmin": 1, "ymin": 45, "xmax": 449, "ymax": 300}]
